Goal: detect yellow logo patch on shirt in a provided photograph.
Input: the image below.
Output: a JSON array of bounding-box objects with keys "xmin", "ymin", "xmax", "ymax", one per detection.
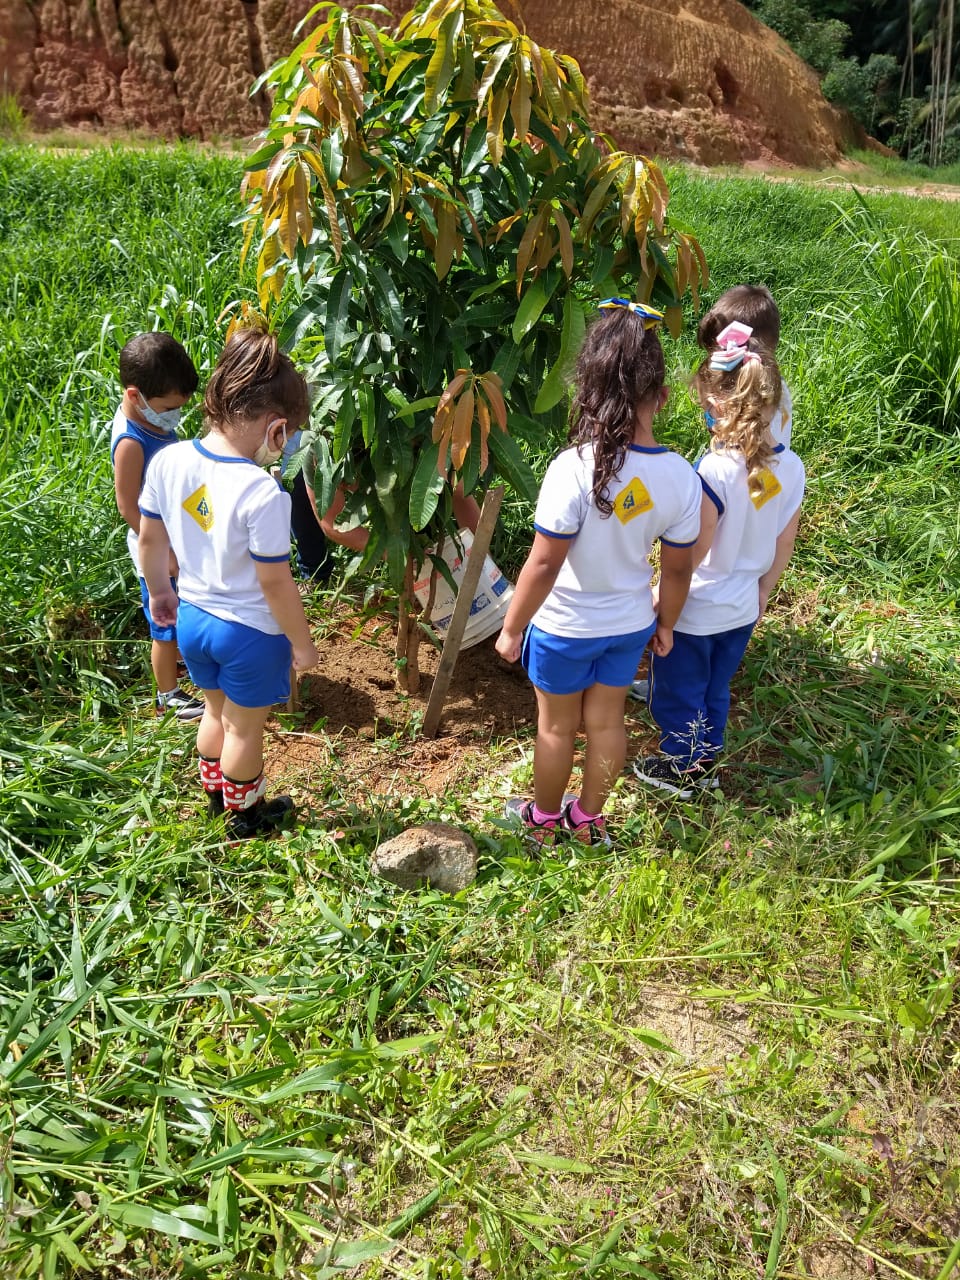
[
  {"xmin": 613, "ymin": 477, "xmax": 655, "ymax": 525},
  {"xmin": 751, "ymin": 467, "xmax": 782, "ymax": 510},
  {"xmin": 183, "ymin": 485, "xmax": 214, "ymax": 531}
]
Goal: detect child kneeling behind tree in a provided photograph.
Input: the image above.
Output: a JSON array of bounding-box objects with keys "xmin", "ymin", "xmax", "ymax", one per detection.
[
  {"xmin": 634, "ymin": 323, "xmax": 805, "ymax": 798},
  {"xmin": 139, "ymin": 328, "xmax": 321, "ymax": 839},
  {"xmin": 496, "ymin": 300, "xmax": 701, "ymax": 847}
]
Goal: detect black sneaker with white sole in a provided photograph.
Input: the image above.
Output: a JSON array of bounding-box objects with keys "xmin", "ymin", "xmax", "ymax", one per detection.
[
  {"xmin": 632, "ymin": 754, "xmax": 713, "ymax": 799},
  {"xmin": 155, "ymin": 688, "xmax": 205, "ymax": 721},
  {"xmin": 225, "ymin": 795, "xmax": 296, "ymax": 841}
]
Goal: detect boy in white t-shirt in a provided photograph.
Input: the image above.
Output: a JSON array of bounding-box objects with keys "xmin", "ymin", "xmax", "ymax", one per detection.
[
  {"xmin": 495, "ymin": 302, "xmax": 701, "ymax": 847},
  {"xmin": 634, "ymin": 324, "xmax": 805, "ymax": 798}
]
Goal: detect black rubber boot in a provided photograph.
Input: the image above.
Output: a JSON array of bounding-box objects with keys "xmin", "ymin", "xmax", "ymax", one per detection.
[{"xmin": 224, "ymin": 795, "xmax": 296, "ymax": 840}]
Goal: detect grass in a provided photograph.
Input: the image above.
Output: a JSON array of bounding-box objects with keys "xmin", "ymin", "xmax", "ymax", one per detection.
[{"xmin": 0, "ymin": 147, "xmax": 958, "ymax": 1278}]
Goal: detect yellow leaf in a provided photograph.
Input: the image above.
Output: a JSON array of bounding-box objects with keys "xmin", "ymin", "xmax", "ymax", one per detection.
[
  {"xmin": 516, "ymin": 203, "xmax": 548, "ymax": 295},
  {"xmin": 477, "ymin": 395, "xmax": 490, "ymax": 474},
  {"xmin": 436, "ymin": 370, "xmax": 470, "ymax": 417},
  {"xmin": 478, "ymin": 372, "xmax": 507, "ymax": 431},
  {"xmin": 486, "ymin": 86, "xmax": 509, "ymax": 167},
  {"xmin": 510, "ymin": 60, "xmax": 532, "ymax": 142},
  {"xmin": 665, "ymin": 303, "xmax": 683, "ymax": 339},
  {"xmin": 553, "ymin": 206, "xmax": 574, "ymax": 278},
  {"xmin": 435, "ymin": 200, "xmax": 460, "ymax": 280},
  {"xmin": 451, "ymin": 382, "xmax": 475, "ymax": 471},
  {"xmin": 385, "ymin": 49, "xmax": 423, "ymax": 93}
]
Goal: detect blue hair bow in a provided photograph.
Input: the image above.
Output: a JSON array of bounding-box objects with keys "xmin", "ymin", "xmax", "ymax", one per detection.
[{"xmin": 598, "ymin": 297, "xmax": 665, "ymax": 330}]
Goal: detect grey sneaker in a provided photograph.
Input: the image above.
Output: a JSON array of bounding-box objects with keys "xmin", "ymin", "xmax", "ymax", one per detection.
[
  {"xmin": 626, "ymin": 680, "xmax": 646, "ymax": 703},
  {"xmin": 156, "ymin": 688, "xmax": 205, "ymax": 721}
]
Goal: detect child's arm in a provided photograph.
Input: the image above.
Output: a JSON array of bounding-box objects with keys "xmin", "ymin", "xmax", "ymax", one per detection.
[
  {"xmin": 758, "ymin": 509, "xmax": 800, "ymax": 619},
  {"xmin": 138, "ymin": 515, "xmax": 179, "ymax": 628},
  {"xmin": 651, "ymin": 542, "xmax": 695, "ymax": 658},
  {"xmin": 113, "ymin": 438, "xmax": 144, "ymax": 535},
  {"xmin": 309, "ymin": 482, "xmax": 370, "ymax": 552},
  {"xmin": 689, "ymin": 492, "xmax": 719, "ymax": 568},
  {"xmin": 255, "ymin": 560, "xmax": 321, "ymax": 671},
  {"xmin": 495, "ymin": 533, "xmax": 570, "ymax": 663}
]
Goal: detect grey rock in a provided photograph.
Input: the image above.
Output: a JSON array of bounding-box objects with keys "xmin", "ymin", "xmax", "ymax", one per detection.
[{"xmin": 371, "ymin": 822, "xmax": 477, "ymax": 894}]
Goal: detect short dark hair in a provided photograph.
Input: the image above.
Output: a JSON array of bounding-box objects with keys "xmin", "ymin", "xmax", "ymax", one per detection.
[
  {"xmin": 697, "ymin": 285, "xmax": 780, "ymax": 351},
  {"xmin": 204, "ymin": 329, "xmax": 309, "ymax": 430},
  {"xmin": 119, "ymin": 332, "xmax": 199, "ymax": 399}
]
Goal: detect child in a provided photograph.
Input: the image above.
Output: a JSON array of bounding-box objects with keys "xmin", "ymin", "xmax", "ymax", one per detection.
[
  {"xmin": 137, "ymin": 328, "xmax": 321, "ymax": 840},
  {"xmin": 111, "ymin": 332, "xmax": 204, "ymax": 719},
  {"xmin": 697, "ymin": 284, "xmax": 792, "ymax": 447},
  {"xmin": 495, "ymin": 300, "xmax": 702, "ymax": 847},
  {"xmin": 633, "ymin": 323, "xmax": 805, "ymax": 798}
]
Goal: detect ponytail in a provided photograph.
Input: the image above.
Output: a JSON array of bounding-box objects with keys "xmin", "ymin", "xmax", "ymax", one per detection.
[
  {"xmin": 205, "ymin": 328, "xmax": 309, "ymax": 429},
  {"xmin": 693, "ymin": 333, "xmax": 782, "ymax": 500}
]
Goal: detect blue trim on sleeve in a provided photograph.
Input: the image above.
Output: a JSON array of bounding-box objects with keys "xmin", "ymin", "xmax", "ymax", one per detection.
[
  {"xmin": 533, "ymin": 523, "xmax": 578, "ymax": 541},
  {"xmin": 138, "ymin": 506, "xmax": 163, "ymax": 520},
  {"xmin": 250, "ymin": 551, "xmax": 292, "ymax": 563},
  {"xmin": 773, "ymin": 443, "xmax": 785, "ymax": 454},
  {"xmin": 698, "ymin": 475, "xmax": 724, "ymax": 516},
  {"xmin": 627, "ymin": 444, "xmax": 669, "ymax": 454},
  {"xmin": 660, "ymin": 536, "xmax": 698, "ymax": 548}
]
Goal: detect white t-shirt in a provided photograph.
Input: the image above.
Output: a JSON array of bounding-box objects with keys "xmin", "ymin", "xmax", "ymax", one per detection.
[
  {"xmin": 677, "ymin": 442, "xmax": 805, "ymax": 636},
  {"xmin": 531, "ymin": 443, "xmax": 702, "ymax": 638},
  {"xmin": 139, "ymin": 439, "xmax": 292, "ymax": 635}
]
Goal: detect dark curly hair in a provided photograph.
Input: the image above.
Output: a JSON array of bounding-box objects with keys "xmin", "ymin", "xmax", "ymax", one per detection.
[{"xmin": 568, "ymin": 308, "xmax": 666, "ymax": 516}]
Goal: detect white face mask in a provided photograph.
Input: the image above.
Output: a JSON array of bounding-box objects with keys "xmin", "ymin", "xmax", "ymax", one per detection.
[
  {"xmin": 138, "ymin": 394, "xmax": 182, "ymax": 434},
  {"xmin": 253, "ymin": 419, "xmax": 287, "ymax": 468}
]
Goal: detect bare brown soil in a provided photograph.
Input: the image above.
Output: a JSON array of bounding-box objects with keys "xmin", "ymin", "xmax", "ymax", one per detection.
[{"xmin": 261, "ymin": 604, "xmax": 664, "ymax": 809}]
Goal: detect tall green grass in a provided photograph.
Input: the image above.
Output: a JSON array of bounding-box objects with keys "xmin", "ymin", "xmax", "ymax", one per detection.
[{"xmin": 1, "ymin": 151, "xmax": 958, "ymax": 1278}]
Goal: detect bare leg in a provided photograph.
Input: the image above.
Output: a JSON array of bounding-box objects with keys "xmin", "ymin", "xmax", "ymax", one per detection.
[
  {"xmin": 220, "ymin": 699, "xmax": 273, "ymax": 782},
  {"xmin": 152, "ymin": 637, "xmax": 179, "ymax": 691},
  {"xmin": 533, "ymin": 686, "xmax": 583, "ymax": 812},
  {"xmin": 195, "ymin": 688, "xmax": 226, "ymax": 761},
  {"xmin": 580, "ymin": 683, "xmax": 629, "ymax": 815}
]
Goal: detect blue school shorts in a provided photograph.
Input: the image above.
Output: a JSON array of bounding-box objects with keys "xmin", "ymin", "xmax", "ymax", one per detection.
[
  {"xmin": 139, "ymin": 576, "xmax": 177, "ymax": 643},
  {"xmin": 522, "ymin": 621, "xmax": 657, "ymax": 695},
  {"xmin": 176, "ymin": 601, "xmax": 292, "ymax": 708}
]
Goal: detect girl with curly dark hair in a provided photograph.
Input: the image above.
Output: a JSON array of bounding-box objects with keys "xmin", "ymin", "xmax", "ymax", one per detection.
[{"xmin": 496, "ymin": 300, "xmax": 702, "ymax": 847}]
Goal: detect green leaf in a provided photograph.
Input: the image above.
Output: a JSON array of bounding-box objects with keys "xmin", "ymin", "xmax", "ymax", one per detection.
[
  {"xmin": 105, "ymin": 1202, "xmax": 220, "ymax": 1246},
  {"xmin": 488, "ymin": 426, "xmax": 538, "ymax": 504},
  {"xmin": 512, "ymin": 280, "xmax": 549, "ymax": 344},
  {"xmin": 423, "ymin": 11, "xmax": 459, "ymax": 114},
  {"xmin": 325, "ymin": 271, "xmax": 353, "ymax": 362},
  {"xmin": 409, "ymin": 442, "xmax": 445, "ymax": 529},
  {"xmin": 359, "ymin": 384, "xmax": 376, "ymax": 448},
  {"xmin": 534, "ymin": 291, "xmax": 585, "ymax": 413},
  {"xmin": 369, "ymin": 263, "xmax": 405, "ymax": 341}
]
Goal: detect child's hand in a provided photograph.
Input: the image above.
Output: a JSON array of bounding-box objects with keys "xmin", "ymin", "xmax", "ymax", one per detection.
[
  {"xmin": 149, "ymin": 587, "xmax": 179, "ymax": 629},
  {"xmin": 495, "ymin": 627, "xmax": 522, "ymax": 664},
  {"xmin": 293, "ymin": 642, "xmax": 321, "ymax": 672},
  {"xmin": 650, "ymin": 622, "xmax": 674, "ymax": 658},
  {"xmin": 758, "ymin": 587, "xmax": 771, "ymax": 620}
]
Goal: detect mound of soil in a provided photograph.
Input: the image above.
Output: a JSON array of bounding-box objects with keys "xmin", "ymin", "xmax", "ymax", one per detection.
[
  {"xmin": 262, "ymin": 603, "xmax": 666, "ymax": 809},
  {"xmin": 4, "ymin": 0, "xmax": 854, "ymax": 167}
]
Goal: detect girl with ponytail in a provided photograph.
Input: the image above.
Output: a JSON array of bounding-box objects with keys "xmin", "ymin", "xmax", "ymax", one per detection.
[
  {"xmin": 138, "ymin": 327, "xmax": 320, "ymax": 839},
  {"xmin": 634, "ymin": 322, "xmax": 805, "ymax": 798},
  {"xmin": 496, "ymin": 301, "xmax": 702, "ymax": 847}
]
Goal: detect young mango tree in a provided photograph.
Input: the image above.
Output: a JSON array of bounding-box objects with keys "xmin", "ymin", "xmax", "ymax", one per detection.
[{"xmin": 240, "ymin": 0, "xmax": 707, "ymax": 690}]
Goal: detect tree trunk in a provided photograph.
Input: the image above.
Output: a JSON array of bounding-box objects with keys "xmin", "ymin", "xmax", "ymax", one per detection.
[{"xmin": 395, "ymin": 557, "xmax": 416, "ymax": 694}]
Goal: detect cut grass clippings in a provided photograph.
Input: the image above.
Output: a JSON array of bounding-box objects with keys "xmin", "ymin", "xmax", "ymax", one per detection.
[{"xmin": 0, "ymin": 145, "xmax": 958, "ymax": 1278}]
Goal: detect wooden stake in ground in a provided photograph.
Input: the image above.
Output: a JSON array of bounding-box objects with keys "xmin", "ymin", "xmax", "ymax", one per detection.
[{"xmin": 422, "ymin": 485, "xmax": 504, "ymax": 739}]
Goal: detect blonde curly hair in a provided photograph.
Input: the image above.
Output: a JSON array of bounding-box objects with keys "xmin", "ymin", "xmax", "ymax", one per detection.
[{"xmin": 694, "ymin": 341, "xmax": 782, "ymax": 502}]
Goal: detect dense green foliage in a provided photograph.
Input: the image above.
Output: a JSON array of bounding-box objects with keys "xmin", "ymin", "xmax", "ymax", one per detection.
[
  {"xmin": 1, "ymin": 145, "xmax": 958, "ymax": 1278},
  {"xmin": 241, "ymin": 0, "xmax": 705, "ymax": 635},
  {"xmin": 745, "ymin": 0, "xmax": 960, "ymax": 164}
]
